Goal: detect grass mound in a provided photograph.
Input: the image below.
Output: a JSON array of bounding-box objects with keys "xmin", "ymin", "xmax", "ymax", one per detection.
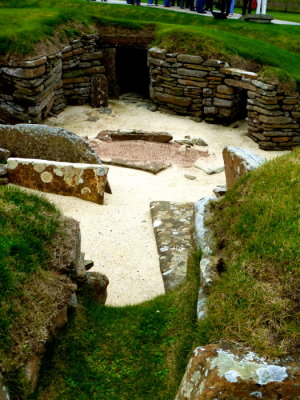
[
  {"xmin": 0, "ymin": 0, "xmax": 300, "ymax": 83},
  {"xmin": 197, "ymin": 149, "xmax": 300, "ymax": 358},
  {"xmin": 0, "ymin": 186, "xmax": 73, "ymax": 396},
  {"xmin": 31, "ymin": 251, "xmax": 201, "ymax": 400}
]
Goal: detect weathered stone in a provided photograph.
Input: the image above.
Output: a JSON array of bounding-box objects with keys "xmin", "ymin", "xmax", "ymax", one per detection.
[
  {"xmin": 90, "ymin": 74, "xmax": 108, "ymax": 108},
  {"xmin": 7, "ymin": 56, "xmax": 47, "ymax": 68},
  {"xmin": 224, "ymin": 78, "xmax": 256, "ymax": 91},
  {"xmin": 102, "ymin": 158, "xmax": 169, "ymax": 174},
  {"xmin": 148, "ymin": 57, "xmax": 168, "ymax": 67},
  {"xmin": 221, "ymin": 67, "xmax": 258, "ymax": 80},
  {"xmin": 194, "ymin": 157, "xmax": 224, "ymax": 175},
  {"xmin": 223, "ymin": 146, "xmax": 265, "ymax": 188},
  {"xmin": 154, "ymin": 92, "xmax": 192, "ymax": 107},
  {"xmin": 0, "ymin": 165, "xmax": 8, "ymax": 177},
  {"xmin": 0, "ymin": 148, "xmax": 10, "ymax": 162},
  {"xmin": 258, "ymin": 115, "xmax": 293, "ymax": 124},
  {"xmin": 47, "ymin": 217, "xmax": 81, "ymax": 273},
  {"xmin": 176, "ymin": 343, "xmax": 299, "ymax": 400},
  {"xmin": 81, "ymin": 271, "xmax": 109, "ymax": 304},
  {"xmin": 150, "ymin": 201, "xmax": 194, "ymax": 291},
  {"xmin": 148, "ymin": 47, "xmax": 167, "ymax": 60},
  {"xmin": 107, "ymin": 130, "xmax": 173, "ymax": 143},
  {"xmin": 7, "ymin": 158, "xmax": 108, "ymax": 204},
  {"xmin": 217, "ymin": 85, "xmax": 235, "ymax": 95},
  {"xmin": 247, "ymin": 105, "xmax": 283, "ymax": 116},
  {"xmin": 251, "ymin": 79, "xmax": 275, "ymax": 91},
  {"xmin": 177, "ymin": 68, "xmax": 207, "ymax": 78},
  {"xmin": 0, "ymin": 124, "xmax": 100, "ymax": 164},
  {"xmin": 213, "ymin": 185, "xmax": 227, "ymax": 197},
  {"xmin": 213, "ymin": 97, "xmax": 234, "ymax": 108},
  {"xmin": 202, "ymin": 59, "xmax": 225, "ymax": 67},
  {"xmin": 1, "ymin": 64, "xmax": 46, "ymax": 79},
  {"xmin": 177, "ymin": 54, "xmax": 203, "ymax": 64}
]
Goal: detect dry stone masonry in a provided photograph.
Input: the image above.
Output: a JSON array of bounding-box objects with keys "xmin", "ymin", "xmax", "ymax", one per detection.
[
  {"xmin": 148, "ymin": 47, "xmax": 300, "ymax": 150},
  {"xmin": 0, "ymin": 34, "xmax": 107, "ymax": 124}
]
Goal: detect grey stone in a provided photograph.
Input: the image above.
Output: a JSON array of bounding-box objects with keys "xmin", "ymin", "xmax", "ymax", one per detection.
[
  {"xmin": 0, "ymin": 124, "xmax": 101, "ymax": 164},
  {"xmin": 0, "ymin": 148, "xmax": 10, "ymax": 162},
  {"xmin": 150, "ymin": 201, "xmax": 194, "ymax": 291},
  {"xmin": 0, "ymin": 165, "xmax": 8, "ymax": 177},
  {"xmin": 82, "ymin": 271, "xmax": 109, "ymax": 304}
]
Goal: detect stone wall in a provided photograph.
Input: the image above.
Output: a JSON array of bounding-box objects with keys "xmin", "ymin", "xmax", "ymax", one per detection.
[
  {"xmin": 0, "ymin": 34, "xmax": 108, "ymax": 124},
  {"xmin": 148, "ymin": 48, "xmax": 300, "ymax": 150}
]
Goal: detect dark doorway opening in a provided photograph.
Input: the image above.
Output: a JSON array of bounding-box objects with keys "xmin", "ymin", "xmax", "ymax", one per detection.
[
  {"xmin": 234, "ymin": 88, "xmax": 248, "ymax": 121},
  {"xmin": 116, "ymin": 46, "xmax": 150, "ymax": 97}
]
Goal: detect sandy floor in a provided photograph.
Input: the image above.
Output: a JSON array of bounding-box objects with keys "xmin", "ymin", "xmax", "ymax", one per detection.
[{"xmin": 43, "ymin": 99, "xmax": 288, "ymax": 306}]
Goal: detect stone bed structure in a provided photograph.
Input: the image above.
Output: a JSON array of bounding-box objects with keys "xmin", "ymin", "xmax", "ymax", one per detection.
[{"xmin": 0, "ymin": 31, "xmax": 299, "ymax": 150}]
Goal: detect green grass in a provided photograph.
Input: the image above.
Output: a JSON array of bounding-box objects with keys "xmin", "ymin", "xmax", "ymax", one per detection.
[
  {"xmin": 30, "ymin": 251, "xmax": 201, "ymax": 400},
  {"xmin": 0, "ymin": 0, "xmax": 300, "ymax": 83},
  {"xmin": 196, "ymin": 149, "xmax": 300, "ymax": 358},
  {"xmin": 0, "ymin": 186, "xmax": 67, "ymax": 389}
]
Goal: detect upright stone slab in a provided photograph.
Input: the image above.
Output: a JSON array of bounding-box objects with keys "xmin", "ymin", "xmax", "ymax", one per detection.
[
  {"xmin": 150, "ymin": 201, "xmax": 194, "ymax": 291},
  {"xmin": 223, "ymin": 146, "xmax": 265, "ymax": 188},
  {"xmin": 7, "ymin": 158, "xmax": 108, "ymax": 204},
  {"xmin": 0, "ymin": 124, "xmax": 101, "ymax": 164}
]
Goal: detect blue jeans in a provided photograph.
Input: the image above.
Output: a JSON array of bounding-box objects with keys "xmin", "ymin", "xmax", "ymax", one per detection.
[{"xmin": 196, "ymin": 0, "xmax": 206, "ymax": 11}]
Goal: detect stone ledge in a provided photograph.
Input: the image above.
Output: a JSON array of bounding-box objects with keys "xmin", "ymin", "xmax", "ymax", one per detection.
[
  {"xmin": 7, "ymin": 158, "xmax": 108, "ymax": 204},
  {"xmin": 223, "ymin": 146, "xmax": 266, "ymax": 188}
]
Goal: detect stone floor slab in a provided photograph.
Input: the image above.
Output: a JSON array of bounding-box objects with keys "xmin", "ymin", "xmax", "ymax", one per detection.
[{"xmin": 150, "ymin": 201, "xmax": 194, "ymax": 291}]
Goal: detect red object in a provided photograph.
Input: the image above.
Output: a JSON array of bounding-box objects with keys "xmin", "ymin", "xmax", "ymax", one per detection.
[{"xmin": 251, "ymin": 0, "xmax": 257, "ymax": 9}]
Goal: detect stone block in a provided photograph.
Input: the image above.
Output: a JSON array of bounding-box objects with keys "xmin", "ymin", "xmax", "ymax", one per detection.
[
  {"xmin": 0, "ymin": 148, "xmax": 11, "ymax": 162},
  {"xmin": 155, "ymin": 92, "xmax": 192, "ymax": 107},
  {"xmin": 148, "ymin": 47, "xmax": 167, "ymax": 60},
  {"xmin": 217, "ymin": 85, "xmax": 235, "ymax": 95},
  {"xmin": 177, "ymin": 54, "xmax": 203, "ymax": 64},
  {"xmin": 1, "ymin": 65, "xmax": 46, "ymax": 79},
  {"xmin": 176, "ymin": 343, "xmax": 299, "ymax": 400},
  {"xmin": 7, "ymin": 158, "xmax": 108, "ymax": 204},
  {"xmin": 177, "ymin": 68, "xmax": 207, "ymax": 78},
  {"xmin": 258, "ymin": 115, "xmax": 293, "ymax": 124},
  {"xmin": 213, "ymin": 97, "xmax": 234, "ymax": 108},
  {"xmin": 0, "ymin": 124, "xmax": 100, "ymax": 164},
  {"xmin": 222, "ymin": 146, "xmax": 265, "ymax": 188},
  {"xmin": 220, "ymin": 67, "xmax": 258, "ymax": 80},
  {"xmin": 7, "ymin": 56, "xmax": 47, "ymax": 68},
  {"xmin": 81, "ymin": 271, "xmax": 109, "ymax": 304},
  {"xmin": 90, "ymin": 74, "xmax": 108, "ymax": 108},
  {"xmin": 224, "ymin": 78, "xmax": 256, "ymax": 91}
]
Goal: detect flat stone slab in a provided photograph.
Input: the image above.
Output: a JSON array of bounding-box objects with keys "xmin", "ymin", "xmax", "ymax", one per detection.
[
  {"xmin": 96, "ymin": 129, "xmax": 173, "ymax": 143},
  {"xmin": 150, "ymin": 201, "xmax": 194, "ymax": 291},
  {"xmin": 194, "ymin": 157, "xmax": 224, "ymax": 175},
  {"xmin": 7, "ymin": 158, "xmax": 108, "ymax": 204},
  {"xmin": 102, "ymin": 158, "xmax": 170, "ymax": 174}
]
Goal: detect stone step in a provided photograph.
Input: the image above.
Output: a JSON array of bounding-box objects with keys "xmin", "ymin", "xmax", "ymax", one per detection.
[{"xmin": 150, "ymin": 201, "xmax": 194, "ymax": 292}]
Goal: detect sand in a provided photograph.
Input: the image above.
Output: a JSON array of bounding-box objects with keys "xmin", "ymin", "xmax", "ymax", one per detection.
[{"xmin": 43, "ymin": 99, "xmax": 288, "ymax": 306}]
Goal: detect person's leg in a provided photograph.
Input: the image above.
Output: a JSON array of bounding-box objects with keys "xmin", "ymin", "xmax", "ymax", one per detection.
[
  {"xmin": 229, "ymin": 0, "xmax": 235, "ymax": 14},
  {"xmin": 242, "ymin": 0, "xmax": 247, "ymax": 14},
  {"xmin": 261, "ymin": 0, "xmax": 267, "ymax": 14}
]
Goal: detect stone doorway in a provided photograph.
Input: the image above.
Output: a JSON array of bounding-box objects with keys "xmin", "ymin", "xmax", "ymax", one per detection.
[{"xmin": 115, "ymin": 46, "xmax": 150, "ymax": 97}]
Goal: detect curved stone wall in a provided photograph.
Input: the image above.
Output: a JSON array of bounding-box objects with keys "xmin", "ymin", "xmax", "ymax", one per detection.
[{"xmin": 148, "ymin": 47, "xmax": 300, "ymax": 150}]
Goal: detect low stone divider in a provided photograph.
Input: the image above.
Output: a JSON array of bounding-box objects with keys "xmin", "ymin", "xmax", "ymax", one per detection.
[
  {"xmin": 223, "ymin": 146, "xmax": 266, "ymax": 188},
  {"xmin": 7, "ymin": 158, "xmax": 108, "ymax": 204}
]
